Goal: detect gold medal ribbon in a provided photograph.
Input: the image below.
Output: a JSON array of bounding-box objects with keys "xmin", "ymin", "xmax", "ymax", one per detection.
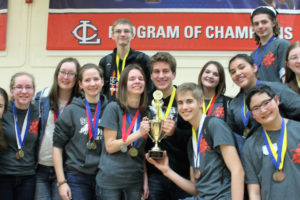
[
  {"xmin": 202, "ymin": 94, "xmax": 216, "ymax": 115},
  {"xmin": 158, "ymin": 87, "xmax": 176, "ymax": 121},
  {"xmin": 116, "ymin": 50, "xmax": 130, "ymax": 80},
  {"xmin": 296, "ymin": 76, "xmax": 300, "ymax": 88},
  {"xmin": 262, "ymin": 119, "xmax": 287, "ymax": 171}
]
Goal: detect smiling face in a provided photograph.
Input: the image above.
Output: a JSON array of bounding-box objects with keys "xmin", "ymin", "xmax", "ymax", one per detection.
[
  {"xmin": 287, "ymin": 47, "xmax": 300, "ymax": 77},
  {"xmin": 200, "ymin": 64, "xmax": 220, "ymax": 91},
  {"xmin": 177, "ymin": 91, "xmax": 202, "ymax": 124},
  {"xmin": 127, "ymin": 69, "xmax": 145, "ymax": 97},
  {"xmin": 249, "ymin": 92, "xmax": 280, "ymax": 128},
  {"xmin": 252, "ymin": 13, "xmax": 275, "ymax": 41},
  {"xmin": 229, "ymin": 58, "xmax": 258, "ymax": 92},
  {"xmin": 151, "ymin": 61, "xmax": 176, "ymax": 94},
  {"xmin": 112, "ymin": 23, "xmax": 134, "ymax": 48},
  {"xmin": 79, "ymin": 68, "xmax": 104, "ymax": 102},
  {"xmin": 10, "ymin": 75, "xmax": 35, "ymax": 109},
  {"xmin": 57, "ymin": 61, "xmax": 77, "ymax": 92}
]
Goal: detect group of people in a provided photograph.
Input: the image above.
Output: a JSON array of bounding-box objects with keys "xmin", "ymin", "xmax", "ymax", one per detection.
[{"xmin": 0, "ymin": 5, "xmax": 300, "ymax": 200}]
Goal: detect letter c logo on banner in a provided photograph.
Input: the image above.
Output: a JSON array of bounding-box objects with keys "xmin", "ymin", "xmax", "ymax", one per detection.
[{"xmin": 72, "ymin": 20, "xmax": 101, "ymax": 45}]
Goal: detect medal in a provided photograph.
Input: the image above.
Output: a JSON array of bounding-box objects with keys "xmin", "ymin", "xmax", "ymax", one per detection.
[
  {"xmin": 128, "ymin": 147, "xmax": 138, "ymax": 157},
  {"xmin": 192, "ymin": 115, "xmax": 206, "ymax": 174},
  {"xmin": 120, "ymin": 143, "xmax": 127, "ymax": 153},
  {"xmin": 121, "ymin": 109, "xmax": 140, "ymax": 153},
  {"xmin": 273, "ymin": 170, "xmax": 285, "ymax": 182},
  {"xmin": 16, "ymin": 149, "xmax": 24, "ymax": 160},
  {"xmin": 243, "ymin": 127, "xmax": 251, "ymax": 137},
  {"xmin": 262, "ymin": 118, "xmax": 287, "ymax": 182},
  {"xmin": 85, "ymin": 99, "xmax": 101, "ymax": 150},
  {"xmin": 13, "ymin": 103, "xmax": 31, "ymax": 157},
  {"xmin": 90, "ymin": 140, "xmax": 97, "ymax": 150},
  {"xmin": 194, "ymin": 168, "xmax": 201, "ymax": 179},
  {"xmin": 86, "ymin": 140, "xmax": 92, "ymax": 149}
]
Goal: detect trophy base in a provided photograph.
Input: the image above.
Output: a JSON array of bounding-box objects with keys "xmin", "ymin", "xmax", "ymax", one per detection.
[{"xmin": 148, "ymin": 150, "xmax": 164, "ymax": 159}]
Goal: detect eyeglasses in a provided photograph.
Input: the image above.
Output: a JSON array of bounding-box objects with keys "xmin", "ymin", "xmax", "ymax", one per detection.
[
  {"xmin": 113, "ymin": 29, "xmax": 131, "ymax": 34},
  {"xmin": 288, "ymin": 55, "xmax": 300, "ymax": 61},
  {"xmin": 13, "ymin": 86, "xmax": 34, "ymax": 92},
  {"xmin": 59, "ymin": 71, "xmax": 76, "ymax": 78},
  {"xmin": 250, "ymin": 97, "xmax": 274, "ymax": 114}
]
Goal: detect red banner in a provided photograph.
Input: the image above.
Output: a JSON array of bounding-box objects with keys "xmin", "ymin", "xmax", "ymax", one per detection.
[
  {"xmin": 47, "ymin": 12, "xmax": 299, "ymax": 51},
  {"xmin": 0, "ymin": 12, "xmax": 7, "ymax": 50}
]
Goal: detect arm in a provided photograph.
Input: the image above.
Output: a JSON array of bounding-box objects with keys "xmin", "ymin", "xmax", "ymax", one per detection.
[
  {"xmin": 248, "ymin": 184, "xmax": 261, "ymax": 200},
  {"xmin": 53, "ymin": 147, "xmax": 72, "ymax": 200},
  {"xmin": 146, "ymin": 151, "xmax": 197, "ymax": 196},
  {"xmin": 142, "ymin": 161, "xmax": 149, "ymax": 199},
  {"xmin": 220, "ymin": 145, "xmax": 244, "ymax": 200},
  {"xmin": 104, "ymin": 118, "xmax": 150, "ymax": 154}
]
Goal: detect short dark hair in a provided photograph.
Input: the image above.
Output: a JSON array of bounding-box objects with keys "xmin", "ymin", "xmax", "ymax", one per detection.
[
  {"xmin": 245, "ymin": 84, "xmax": 276, "ymax": 111},
  {"xmin": 112, "ymin": 18, "xmax": 134, "ymax": 33},
  {"xmin": 149, "ymin": 52, "xmax": 176, "ymax": 73},
  {"xmin": 228, "ymin": 54, "xmax": 254, "ymax": 70}
]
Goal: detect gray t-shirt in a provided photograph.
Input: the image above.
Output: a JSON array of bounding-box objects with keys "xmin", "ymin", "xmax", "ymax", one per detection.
[
  {"xmin": 187, "ymin": 117, "xmax": 235, "ymax": 200},
  {"xmin": 251, "ymin": 38, "xmax": 289, "ymax": 82},
  {"xmin": 204, "ymin": 95, "xmax": 231, "ymax": 121},
  {"xmin": 97, "ymin": 102, "xmax": 146, "ymax": 189},
  {"xmin": 0, "ymin": 102, "xmax": 39, "ymax": 175},
  {"xmin": 242, "ymin": 119, "xmax": 300, "ymax": 200},
  {"xmin": 227, "ymin": 81, "xmax": 300, "ymax": 136}
]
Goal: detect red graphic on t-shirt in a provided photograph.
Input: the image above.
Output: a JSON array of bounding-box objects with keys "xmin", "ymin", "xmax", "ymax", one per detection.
[
  {"xmin": 29, "ymin": 119, "xmax": 39, "ymax": 134},
  {"xmin": 212, "ymin": 106, "xmax": 224, "ymax": 118},
  {"xmin": 262, "ymin": 52, "xmax": 276, "ymax": 68},
  {"xmin": 290, "ymin": 144, "xmax": 300, "ymax": 164},
  {"xmin": 199, "ymin": 135, "xmax": 211, "ymax": 155}
]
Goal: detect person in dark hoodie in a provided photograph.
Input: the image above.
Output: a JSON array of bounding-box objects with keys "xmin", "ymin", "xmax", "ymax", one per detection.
[{"xmin": 53, "ymin": 63, "xmax": 108, "ymax": 200}]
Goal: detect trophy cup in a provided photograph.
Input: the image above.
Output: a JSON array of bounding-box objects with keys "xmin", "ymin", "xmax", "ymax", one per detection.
[{"xmin": 148, "ymin": 90, "xmax": 165, "ymax": 159}]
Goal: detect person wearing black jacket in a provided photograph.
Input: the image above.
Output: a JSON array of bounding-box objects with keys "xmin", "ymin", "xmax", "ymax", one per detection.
[{"xmin": 99, "ymin": 18, "xmax": 152, "ymax": 102}]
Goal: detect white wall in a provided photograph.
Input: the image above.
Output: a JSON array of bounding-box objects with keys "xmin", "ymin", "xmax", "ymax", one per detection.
[{"xmin": 0, "ymin": 0, "xmax": 246, "ymax": 96}]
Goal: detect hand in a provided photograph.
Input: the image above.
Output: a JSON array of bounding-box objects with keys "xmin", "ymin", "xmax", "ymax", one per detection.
[
  {"xmin": 162, "ymin": 117, "xmax": 175, "ymax": 136},
  {"xmin": 145, "ymin": 151, "xmax": 170, "ymax": 175},
  {"xmin": 139, "ymin": 117, "xmax": 150, "ymax": 137},
  {"xmin": 58, "ymin": 183, "xmax": 72, "ymax": 200}
]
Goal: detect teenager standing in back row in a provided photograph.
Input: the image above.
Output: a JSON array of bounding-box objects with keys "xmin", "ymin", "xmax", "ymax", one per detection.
[{"xmin": 250, "ymin": 6, "xmax": 289, "ymax": 82}]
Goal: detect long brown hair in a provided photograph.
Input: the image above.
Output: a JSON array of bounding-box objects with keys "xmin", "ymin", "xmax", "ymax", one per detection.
[
  {"xmin": 198, "ymin": 61, "xmax": 226, "ymax": 98},
  {"xmin": 49, "ymin": 57, "xmax": 80, "ymax": 112},
  {"xmin": 285, "ymin": 41, "xmax": 300, "ymax": 94},
  {"xmin": 117, "ymin": 64, "xmax": 148, "ymax": 116},
  {"xmin": 0, "ymin": 87, "xmax": 8, "ymax": 152}
]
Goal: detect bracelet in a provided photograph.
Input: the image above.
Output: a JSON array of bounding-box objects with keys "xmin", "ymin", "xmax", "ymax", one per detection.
[{"xmin": 57, "ymin": 180, "xmax": 67, "ymax": 187}]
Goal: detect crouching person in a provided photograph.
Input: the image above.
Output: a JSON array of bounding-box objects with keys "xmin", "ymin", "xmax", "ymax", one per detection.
[{"xmin": 243, "ymin": 84, "xmax": 300, "ymax": 200}]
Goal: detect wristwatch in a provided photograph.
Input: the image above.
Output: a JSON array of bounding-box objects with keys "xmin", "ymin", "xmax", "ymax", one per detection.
[{"xmin": 57, "ymin": 180, "xmax": 67, "ymax": 187}]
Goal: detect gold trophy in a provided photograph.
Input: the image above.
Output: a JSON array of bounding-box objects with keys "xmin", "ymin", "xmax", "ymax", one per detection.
[{"xmin": 148, "ymin": 90, "xmax": 165, "ymax": 159}]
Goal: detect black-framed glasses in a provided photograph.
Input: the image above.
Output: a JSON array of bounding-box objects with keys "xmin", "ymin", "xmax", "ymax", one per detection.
[
  {"xmin": 250, "ymin": 97, "xmax": 274, "ymax": 114},
  {"xmin": 59, "ymin": 71, "xmax": 76, "ymax": 78}
]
